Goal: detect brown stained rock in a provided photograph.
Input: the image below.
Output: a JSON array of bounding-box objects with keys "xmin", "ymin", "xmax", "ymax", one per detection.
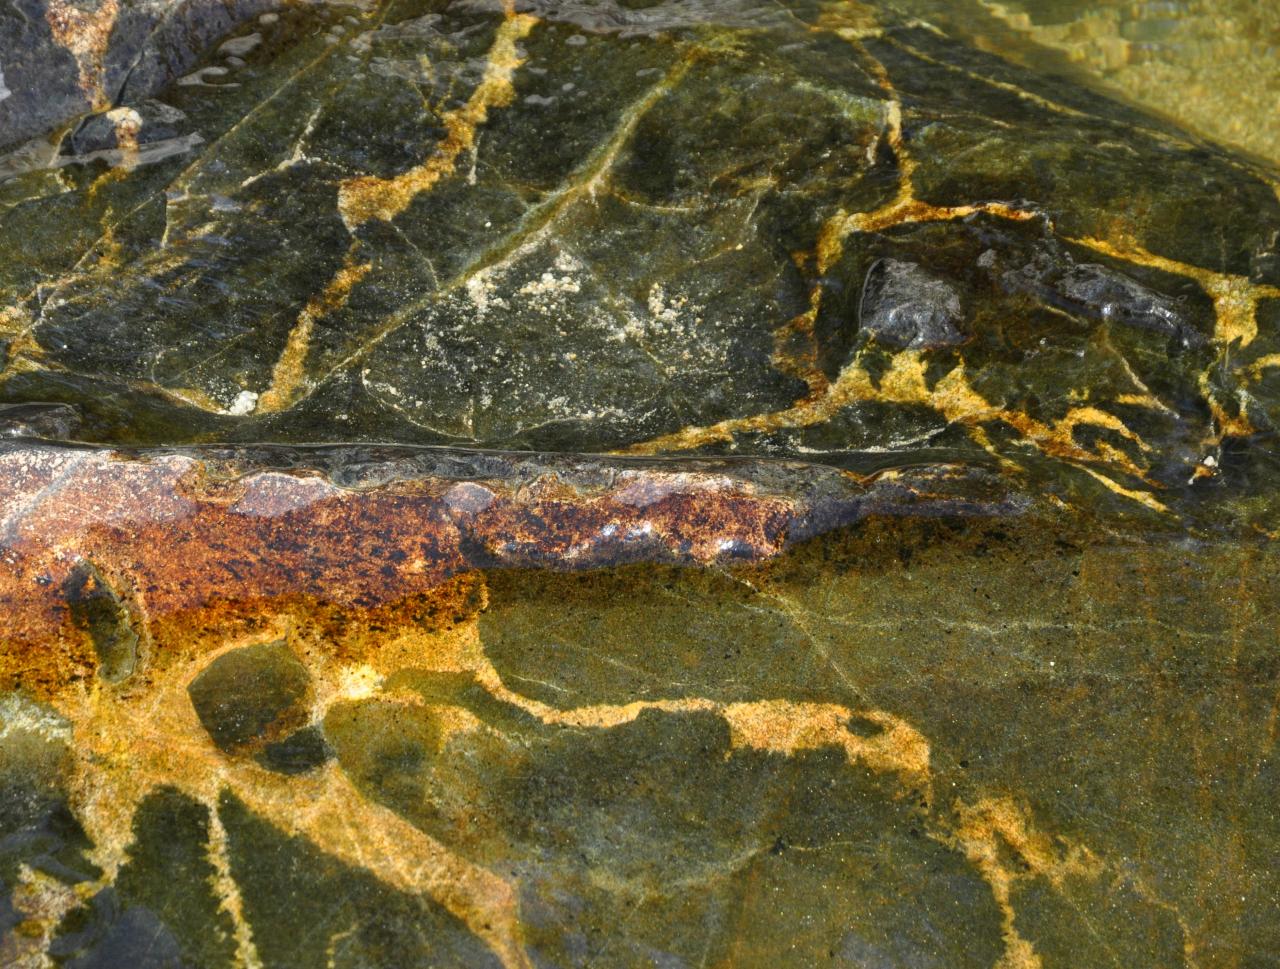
[{"xmin": 0, "ymin": 441, "xmax": 1015, "ymax": 697}]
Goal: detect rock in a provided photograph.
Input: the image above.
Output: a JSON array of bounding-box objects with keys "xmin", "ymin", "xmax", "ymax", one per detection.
[
  {"xmin": 858, "ymin": 258, "xmax": 966, "ymax": 349},
  {"xmin": 187, "ymin": 640, "xmax": 312, "ymax": 754},
  {"xmin": 1058, "ymin": 262, "xmax": 1198, "ymax": 345},
  {"xmin": 61, "ymin": 561, "xmax": 138, "ymax": 683},
  {"xmin": 0, "ymin": 0, "xmax": 1274, "ymax": 513},
  {"xmin": 0, "ymin": 402, "xmax": 80, "ymax": 439},
  {"xmin": 0, "ymin": 0, "xmax": 281, "ymax": 152},
  {"xmin": 1, "ymin": 2, "xmax": 1278, "ymax": 966}
]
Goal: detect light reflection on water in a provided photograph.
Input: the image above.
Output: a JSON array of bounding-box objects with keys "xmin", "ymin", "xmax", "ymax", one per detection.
[{"xmin": 899, "ymin": 0, "xmax": 1280, "ymax": 165}]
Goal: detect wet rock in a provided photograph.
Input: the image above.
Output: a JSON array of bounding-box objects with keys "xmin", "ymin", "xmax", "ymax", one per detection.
[
  {"xmin": 996, "ymin": 250, "xmax": 1205, "ymax": 346},
  {"xmin": 0, "ymin": 3, "xmax": 1278, "ymax": 966},
  {"xmin": 1059, "ymin": 263, "xmax": 1198, "ymax": 344},
  {"xmin": 857, "ymin": 259, "xmax": 966, "ymax": 349},
  {"xmin": 62, "ymin": 562, "xmax": 138, "ymax": 683},
  {"xmin": 0, "ymin": 0, "xmax": 278, "ymax": 151},
  {"xmin": 0, "ymin": 0, "xmax": 1275, "ymax": 504},
  {"xmin": 186, "ymin": 640, "xmax": 311, "ymax": 754},
  {"xmin": 0, "ymin": 403, "xmax": 80, "ymax": 440}
]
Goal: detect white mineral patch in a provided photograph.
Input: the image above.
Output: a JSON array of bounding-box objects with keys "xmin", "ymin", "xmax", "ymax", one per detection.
[
  {"xmin": 0, "ymin": 695, "xmax": 71, "ymax": 744},
  {"xmin": 646, "ymin": 284, "xmax": 682, "ymax": 324},
  {"xmin": 219, "ymin": 32, "xmax": 262, "ymax": 57},
  {"xmin": 227, "ymin": 390, "xmax": 258, "ymax": 416},
  {"xmin": 466, "ymin": 274, "xmax": 492, "ymax": 312},
  {"xmin": 465, "ymin": 270, "xmax": 511, "ymax": 315},
  {"xmin": 518, "ymin": 270, "xmax": 580, "ymax": 297},
  {"xmin": 104, "ymin": 106, "xmax": 143, "ymax": 138},
  {"xmin": 0, "ymin": 61, "xmax": 10, "ymax": 102}
]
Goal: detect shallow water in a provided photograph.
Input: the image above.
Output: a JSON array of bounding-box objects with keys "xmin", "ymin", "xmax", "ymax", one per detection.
[
  {"xmin": 1, "ymin": 2, "xmax": 1278, "ymax": 966},
  {"xmin": 905, "ymin": 0, "xmax": 1280, "ymax": 165}
]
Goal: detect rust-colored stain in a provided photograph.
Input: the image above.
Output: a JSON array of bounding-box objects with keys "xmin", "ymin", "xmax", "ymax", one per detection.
[
  {"xmin": 0, "ymin": 442, "xmax": 1018, "ymax": 699},
  {"xmin": 45, "ymin": 0, "xmax": 121, "ymax": 110},
  {"xmin": 0, "ymin": 444, "xmax": 900, "ymax": 696},
  {"xmin": 0, "ymin": 443, "xmax": 1033, "ymax": 968}
]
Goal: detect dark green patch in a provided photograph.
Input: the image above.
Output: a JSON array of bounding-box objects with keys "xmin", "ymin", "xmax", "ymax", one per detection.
[
  {"xmin": 480, "ymin": 564, "xmax": 845, "ymax": 708},
  {"xmin": 187, "ymin": 640, "xmax": 312, "ymax": 754},
  {"xmin": 257, "ymin": 726, "xmax": 333, "ymax": 776},
  {"xmin": 62, "ymin": 563, "xmax": 138, "ymax": 684},
  {"xmin": 49, "ymin": 789, "xmax": 236, "ymax": 969}
]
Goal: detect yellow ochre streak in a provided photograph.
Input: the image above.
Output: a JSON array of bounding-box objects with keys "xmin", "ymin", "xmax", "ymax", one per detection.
[
  {"xmin": 45, "ymin": 0, "xmax": 120, "ymax": 109},
  {"xmin": 336, "ymin": 10, "xmax": 539, "ymax": 229},
  {"xmin": 257, "ymin": 253, "xmax": 372, "ymax": 413},
  {"xmin": 252, "ymin": 5, "xmax": 538, "ymax": 413}
]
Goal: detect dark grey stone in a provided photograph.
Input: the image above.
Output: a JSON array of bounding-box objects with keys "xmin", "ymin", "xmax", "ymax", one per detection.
[{"xmin": 858, "ymin": 258, "xmax": 966, "ymax": 349}]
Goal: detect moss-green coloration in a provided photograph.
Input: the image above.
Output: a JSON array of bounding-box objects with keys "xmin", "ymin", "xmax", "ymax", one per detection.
[{"xmin": 1, "ymin": 0, "xmax": 1278, "ymax": 965}]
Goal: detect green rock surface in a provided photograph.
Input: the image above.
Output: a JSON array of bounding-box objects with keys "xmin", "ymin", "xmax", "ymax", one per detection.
[{"xmin": 1, "ymin": 1, "xmax": 1278, "ymax": 967}]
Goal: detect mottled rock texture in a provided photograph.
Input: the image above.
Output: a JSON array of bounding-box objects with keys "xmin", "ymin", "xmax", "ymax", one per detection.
[
  {"xmin": 0, "ymin": 0, "xmax": 279, "ymax": 149},
  {"xmin": 0, "ymin": 0, "xmax": 1278, "ymax": 966}
]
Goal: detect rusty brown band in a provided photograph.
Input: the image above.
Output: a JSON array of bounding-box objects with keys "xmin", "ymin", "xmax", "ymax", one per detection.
[{"xmin": 0, "ymin": 442, "xmax": 1018, "ymax": 691}]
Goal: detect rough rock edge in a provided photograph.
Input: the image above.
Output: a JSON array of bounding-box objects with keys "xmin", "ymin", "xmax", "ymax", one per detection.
[{"xmin": 0, "ymin": 0, "xmax": 280, "ymax": 151}]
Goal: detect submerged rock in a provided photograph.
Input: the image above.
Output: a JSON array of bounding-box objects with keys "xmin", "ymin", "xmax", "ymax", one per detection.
[{"xmin": 0, "ymin": 1, "xmax": 1278, "ymax": 966}]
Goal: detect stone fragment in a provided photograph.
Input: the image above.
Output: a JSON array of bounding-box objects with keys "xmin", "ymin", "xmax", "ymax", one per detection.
[{"xmin": 858, "ymin": 259, "xmax": 966, "ymax": 349}]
